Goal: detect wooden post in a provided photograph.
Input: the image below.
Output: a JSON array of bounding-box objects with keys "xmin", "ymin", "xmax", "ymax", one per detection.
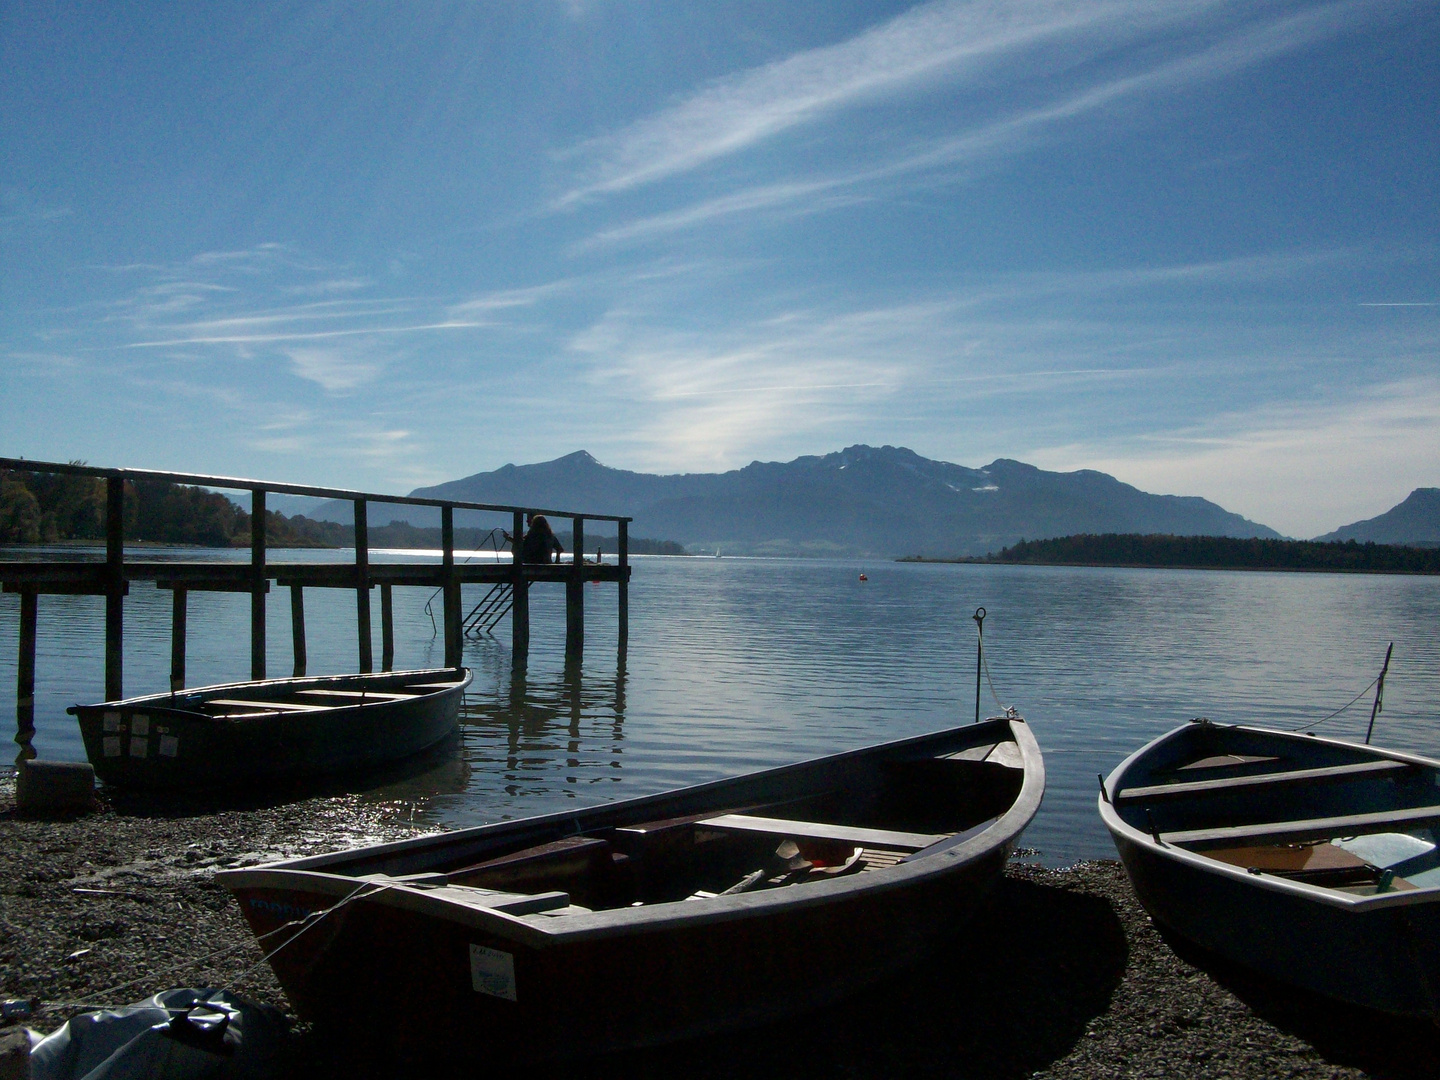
[
  {"xmin": 381, "ymin": 583, "xmax": 395, "ymax": 672},
  {"xmin": 251, "ymin": 489, "xmax": 266, "ymax": 680},
  {"xmin": 15, "ymin": 588, "xmax": 37, "ymax": 762},
  {"xmin": 290, "ymin": 585, "xmax": 306, "ymax": 677},
  {"xmin": 510, "ymin": 509, "xmax": 529, "ymax": 658},
  {"xmin": 618, "ymin": 518, "xmax": 629, "ymax": 651},
  {"xmin": 442, "ymin": 506, "xmax": 460, "ymax": 668},
  {"xmin": 105, "ymin": 475, "xmax": 124, "ymax": 700},
  {"xmin": 566, "ymin": 515, "xmax": 584, "ymax": 659},
  {"xmin": 170, "ymin": 588, "xmax": 187, "ymax": 692},
  {"xmin": 355, "ymin": 499, "xmax": 372, "ymax": 673}
]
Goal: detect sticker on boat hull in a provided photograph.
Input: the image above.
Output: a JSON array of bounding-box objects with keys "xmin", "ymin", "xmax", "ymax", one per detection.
[
  {"xmin": 103, "ymin": 712, "xmax": 121, "ymax": 733},
  {"xmin": 470, "ymin": 944, "xmax": 517, "ymax": 1001},
  {"xmin": 159, "ymin": 735, "xmax": 179, "ymax": 758},
  {"xmin": 129, "ymin": 736, "xmax": 148, "ymax": 758},
  {"xmin": 103, "ymin": 736, "xmax": 121, "ymax": 757},
  {"xmin": 131, "ymin": 714, "xmax": 150, "ymax": 735}
]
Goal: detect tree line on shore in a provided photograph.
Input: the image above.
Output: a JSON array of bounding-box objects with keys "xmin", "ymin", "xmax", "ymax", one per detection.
[
  {"xmin": 0, "ymin": 468, "xmax": 685, "ymax": 555},
  {"xmin": 981, "ymin": 533, "xmax": 1440, "ymax": 573}
]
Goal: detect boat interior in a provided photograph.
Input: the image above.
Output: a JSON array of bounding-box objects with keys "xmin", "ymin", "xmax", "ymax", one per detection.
[
  {"xmin": 1112, "ymin": 724, "xmax": 1440, "ymax": 895},
  {"xmin": 110, "ymin": 675, "xmax": 469, "ymax": 720},
  {"xmin": 348, "ymin": 736, "xmax": 1028, "ymax": 913}
]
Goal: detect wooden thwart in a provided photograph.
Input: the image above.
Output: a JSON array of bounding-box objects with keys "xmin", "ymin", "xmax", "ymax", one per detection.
[
  {"xmin": 295, "ymin": 689, "xmax": 417, "ymax": 702},
  {"xmin": 696, "ymin": 814, "xmax": 945, "ymax": 852},
  {"xmin": 1117, "ymin": 759, "xmax": 1411, "ymax": 803},
  {"xmin": 205, "ymin": 698, "xmax": 333, "ymax": 713},
  {"xmin": 1164, "ymin": 803, "xmax": 1440, "ymax": 847}
]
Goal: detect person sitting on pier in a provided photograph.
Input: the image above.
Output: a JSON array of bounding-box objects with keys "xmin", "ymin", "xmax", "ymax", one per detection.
[{"xmin": 512, "ymin": 514, "xmax": 563, "ymax": 565}]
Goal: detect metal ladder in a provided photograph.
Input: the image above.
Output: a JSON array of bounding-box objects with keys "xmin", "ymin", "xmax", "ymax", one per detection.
[{"xmin": 462, "ymin": 582, "xmax": 513, "ymax": 638}]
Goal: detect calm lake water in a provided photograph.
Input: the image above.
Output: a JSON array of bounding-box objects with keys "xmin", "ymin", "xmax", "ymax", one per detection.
[{"xmin": 2, "ymin": 549, "xmax": 1438, "ymax": 864}]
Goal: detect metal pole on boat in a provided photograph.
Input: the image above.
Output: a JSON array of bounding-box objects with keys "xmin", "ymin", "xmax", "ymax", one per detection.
[
  {"xmin": 972, "ymin": 607, "xmax": 985, "ymax": 724},
  {"xmin": 1364, "ymin": 642, "xmax": 1393, "ymax": 745}
]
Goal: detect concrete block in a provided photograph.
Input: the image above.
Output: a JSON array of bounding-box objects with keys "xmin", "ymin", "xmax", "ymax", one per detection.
[{"xmin": 15, "ymin": 759, "xmax": 95, "ymax": 815}]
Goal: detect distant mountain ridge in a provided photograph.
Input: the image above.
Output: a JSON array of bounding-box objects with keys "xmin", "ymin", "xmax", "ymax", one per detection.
[
  {"xmin": 322, "ymin": 445, "xmax": 1280, "ymax": 558},
  {"xmin": 1315, "ymin": 488, "xmax": 1440, "ymax": 546}
]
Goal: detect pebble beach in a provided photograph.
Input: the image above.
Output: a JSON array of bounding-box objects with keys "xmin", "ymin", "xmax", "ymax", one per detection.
[{"xmin": 1, "ymin": 777, "xmax": 1435, "ymax": 1079}]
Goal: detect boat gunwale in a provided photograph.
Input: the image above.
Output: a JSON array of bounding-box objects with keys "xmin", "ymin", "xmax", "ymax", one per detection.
[
  {"xmin": 68, "ymin": 666, "xmax": 472, "ymax": 719},
  {"xmin": 219, "ymin": 717, "xmax": 1044, "ymax": 944},
  {"xmin": 1099, "ymin": 722, "xmax": 1440, "ymax": 912}
]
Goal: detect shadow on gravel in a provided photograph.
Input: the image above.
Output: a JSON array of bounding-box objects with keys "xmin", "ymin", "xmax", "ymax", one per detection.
[
  {"xmin": 1160, "ymin": 928, "xmax": 1440, "ymax": 1080},
  {"xmin": 94, "ymin": 731, "xmax": 469, "ymax": 819},
  {"xmin": 284, "ymin": 874, "xmax": 1128, "ymax": 1080}
]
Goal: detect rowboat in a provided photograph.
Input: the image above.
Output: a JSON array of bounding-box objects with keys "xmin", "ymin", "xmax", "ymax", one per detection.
[
  {"xmin": 218, "ymin": 716, "xmax": 1043, "ymax": 1066},
  {"xmin": 1099, "ymin": 719, "xmax": 1440, "ymax": 1018},
  {"xmin": 69, "ymin": 667, "xmax": 471, "ymax": 789}
]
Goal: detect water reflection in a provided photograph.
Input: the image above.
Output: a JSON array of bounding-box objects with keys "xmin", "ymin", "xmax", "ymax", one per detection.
[{"xmin": 454, "ymin": 646, "xmax": 629, "ymax": 809}]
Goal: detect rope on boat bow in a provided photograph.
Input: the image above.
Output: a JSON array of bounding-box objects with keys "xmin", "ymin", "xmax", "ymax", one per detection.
[
  {"xmin": 1291, "ymin": 642, "xmax": 1394, "ymax": 737},
  {"xmin": 971, "ymin": 607, "xmax": 1018, "ymax": 721}
]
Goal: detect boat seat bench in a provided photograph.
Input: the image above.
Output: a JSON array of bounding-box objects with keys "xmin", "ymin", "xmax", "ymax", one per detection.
[
  {"xmin": 294, "ymin": 689, "xmax": 417, "ymax": 702},
  {"xmin": 1117, "ymin": 760, "xmax": 1412, "ymax": 804},
  {"xmin": 695, "ymin": 814, "xmax": 945, "ymax": 852},
  {"xmin": 1164, "ymin": 804, "xmax": 1440, "ymax": 847},
  {"xmin": 204, "ymin": 698, "xmax": 334, "ymax": 713}
]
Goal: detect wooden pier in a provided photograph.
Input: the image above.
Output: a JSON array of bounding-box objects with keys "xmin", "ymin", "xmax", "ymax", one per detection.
[{"xmin": 0, "ymin": 458, "xmax": 631, "ymax": 762}]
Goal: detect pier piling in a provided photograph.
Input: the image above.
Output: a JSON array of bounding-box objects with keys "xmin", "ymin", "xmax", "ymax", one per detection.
[
  {"xmin": 442, "ymin": 507, "xmax": 461, "ymax": 668},
  {"xmin": 355, "ymin": 500, "xmax": 372, "ymax": 674},
  {"xmin": 104, "ymin": 476, "xmax": 124, "ymax": 700},
  {"xmin": 170, "ymin": 588, "xmax": 187, "ymax": 692},
  {"xmin": 290, "ymin": 585, "xmax": 307, "ymax": 677},
  {"xmin": 250, "ymin": 490, "xmax": 266, "ymax": 680},
  {"xmin": 510, "ymin": 510, "xmax": 529, "ymax": 659},
  {"xmin": 15, "ymin": 588, "xmax": 37, "ymax": 763},
  {"xmin": 381, "ymin": 584, "xmax": 395, "ymax": 672},
  {"xmin": 567, "ymin": 516, "xmax": 585, "ymax": 660}
]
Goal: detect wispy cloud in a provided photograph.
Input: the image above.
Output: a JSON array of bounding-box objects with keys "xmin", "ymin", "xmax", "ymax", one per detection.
[
  {"xmin": 575, "ymin": 0, "xmax": 1372, "ymax": 246},
  {"xmin": 557, "ymin": 0, "xmax": 1178, "ymax": 206},
  {"xmin": 123, "ymin": 321, "xmax": 483, "ymax": 348},
  {"xmin": 447, "ymin": 280, "xmax": 577, "ymax": 316}
]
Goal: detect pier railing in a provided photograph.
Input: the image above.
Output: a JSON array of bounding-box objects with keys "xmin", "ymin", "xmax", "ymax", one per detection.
[{"xmin": 0, "ymin": 457, "xmax": 631, "ymax": 760}]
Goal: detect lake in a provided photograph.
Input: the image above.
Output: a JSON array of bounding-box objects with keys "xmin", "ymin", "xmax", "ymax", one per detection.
[{"xmin": 2, "ymin": 548, "xmax": 1437, "ymax": 864}]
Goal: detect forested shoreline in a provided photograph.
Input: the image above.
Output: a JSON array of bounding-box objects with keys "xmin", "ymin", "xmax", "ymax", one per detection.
[
  {"xmin": 0, "ymin": 468, "xmax": 685, "ymax": 554},
  {"xmin": 935, "ymin": 533, "xmax": 1440, "ymax": 573}
]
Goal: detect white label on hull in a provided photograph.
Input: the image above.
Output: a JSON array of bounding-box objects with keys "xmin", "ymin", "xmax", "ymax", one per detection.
[
  {"xmin": 131, "ymin": 714, "xmax": 150, "ymax": 735},
  {"xmin": 159, "ymin": 735, "xmax": 179, "ymax": 758},
  {"xmin": 129, "ymin": 736, "xmax": 148, "ymax": 758},
  {"xmin": 103, "ymin": 736, "xmax": 121, "ymax": 757},
  {"xmin": 103, "ymin": 712, "xmax": 121, "ymax": 732},
  {"xmin": 469, "ymin": 944, "xmax": 517, "ymax": 1001}
]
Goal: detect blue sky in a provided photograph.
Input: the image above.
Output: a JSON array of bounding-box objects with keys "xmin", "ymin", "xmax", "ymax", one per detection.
[{"xmin": 2, "ymin": 1, "xmax": 1436, "ymax": 537}]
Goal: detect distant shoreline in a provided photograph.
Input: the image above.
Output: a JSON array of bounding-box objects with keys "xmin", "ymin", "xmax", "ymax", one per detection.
[{"xmin": 901, "ymin": 534, "xmax": 1440, "ymax": 575}]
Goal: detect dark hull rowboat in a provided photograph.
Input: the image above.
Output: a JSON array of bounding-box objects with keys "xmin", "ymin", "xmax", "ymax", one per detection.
[
  {"xmin": 218, "ymin": 716, "xmax": 1043, "ymax": 1065},
  {"xmin": 69, "ymin": 667, "xmax": 471, "ymax": 789},
  {"xmin": 1100, "ymin": 720, "xmax": 1440, "ymax": 1018}
]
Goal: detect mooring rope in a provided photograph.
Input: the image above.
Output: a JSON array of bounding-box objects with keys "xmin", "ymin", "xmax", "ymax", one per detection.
[
  {"xmin": 6, "ymin": 878, "xmax": 394, "ymax": 1017},
  {"xmin": 424, "ymin": 528, "xmax": 505, "ymax": 637},
  {"xmin": 1291, "ymin": 674, "xmax": 1381, "ymax": 733},
  {"xmin": 980, "ymin": 649, "xmax": 1015, "ymax": 717}
]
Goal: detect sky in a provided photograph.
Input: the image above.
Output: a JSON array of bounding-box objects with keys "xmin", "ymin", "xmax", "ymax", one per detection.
[{"xmin": 2, "ymin": 1, "xmax": 1436, "ymax": 538}]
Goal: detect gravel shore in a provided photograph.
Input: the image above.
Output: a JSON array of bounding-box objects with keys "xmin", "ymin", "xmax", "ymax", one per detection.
[{"xmin": 2, "ymin": 779, "xmax": 1435, "ymax": 1079}]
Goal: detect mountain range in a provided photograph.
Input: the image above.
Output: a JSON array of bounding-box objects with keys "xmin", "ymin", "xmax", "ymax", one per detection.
[
  {"xmin": 1315, "ymin": 488, "xmax": 1440, "ymax": 547},
  {"xmin": 278, "ymin": 445, "xmax": 1287, "ymax": 558}
]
